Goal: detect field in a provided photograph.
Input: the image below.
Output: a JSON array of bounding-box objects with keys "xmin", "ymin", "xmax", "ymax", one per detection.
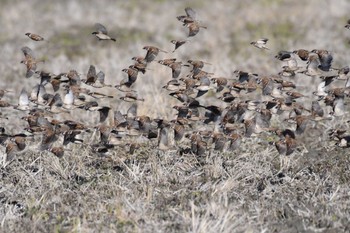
[{"xmin": 1, "ymin": 0, "xmax": 350, "ymax": 232}]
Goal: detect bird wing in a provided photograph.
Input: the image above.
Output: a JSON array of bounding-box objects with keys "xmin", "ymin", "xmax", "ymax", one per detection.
[
  {"xmin": 95, "ymin": 23, "xmax": 108, "ymax": 35},
  {"xmin": 185, "ymin": 7, "xmax": 196, "ymax": 20}
]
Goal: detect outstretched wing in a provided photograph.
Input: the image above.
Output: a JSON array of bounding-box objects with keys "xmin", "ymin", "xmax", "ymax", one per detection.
[
  {"xmin": 95, "ymin": 23, "xmax": 108, "ymax": 35},
  {"xmin": 185, "ymin": 7, "xmax": 196, "ymax": 20}
]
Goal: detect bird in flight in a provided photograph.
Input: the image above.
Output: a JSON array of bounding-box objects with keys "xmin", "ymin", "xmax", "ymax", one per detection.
[
  {"xmin": 250, "ymin": 38, "xmax": 269, "ymax": 50},
  {"xmin": 92, "ymin": 23, "xmax": 116, "ymax": 42}
]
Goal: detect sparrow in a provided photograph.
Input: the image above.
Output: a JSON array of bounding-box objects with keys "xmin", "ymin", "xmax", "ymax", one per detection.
[
  {"xmin": 82, "ymin": 65, "xmax": 98, "ymax": 86},
  {"xmin": 167, "ymin": 61, "xmax": 189, "ymax": 79},
  {"xmin": 257, "ymin": 76, "xmax": 274, "ymax": 96},
  {"xmin": 92, "ymin": 23, "xmax": 116, "ymax": 41},
  {"xmin": 250, "ymin": 38, "xmax": 269, "ymax": 50},
  {"xmin": 162, "ymin": 79, "xmax": 185, "ymax": 91},
  {"xmin": 293, "ymin": 49, "xmax": 309, "ymax": 61},
  {"xmin": 170, "ymin": 39, "xmax": 188, "ymax": 52},
  {"xmin": 25, "ymin": 32, "xmax": 45, "ymax": 41},
  {"xmin": 158, "ymin": 58, "xmax": 177, "ymax": 66},
  {"xmin": 188, "ymin": 59, "xmax": 211, "ymax": 74},
  {"xmin": 187, "ymin": 21, "xmax": 207, "ymax": 37},
  {"xmin": 177, "ymin": 7, "xmax": 196, "ymax": 25},
  {"xmin": 211, "ymin": 77, "xmax": 229, "ymax": 92},
  {"xmin": 20, "ymin": 46, "xmax": 43, "ymax": 78},
  {"xmin": 143, "ymin": 46, "xmax": 167, "ymax": 63},
  {"xmin": 311, "ymin": 49, "xmax": 333, "ymax": 71}
]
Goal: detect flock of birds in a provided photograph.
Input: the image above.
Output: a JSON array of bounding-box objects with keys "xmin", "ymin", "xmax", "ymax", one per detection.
[{"xmin": 1, "ymin": 7, "xmax": 350, "ymax": 166}]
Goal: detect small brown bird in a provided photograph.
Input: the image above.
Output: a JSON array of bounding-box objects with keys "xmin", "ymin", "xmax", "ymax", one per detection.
[
  {"xmin": 311, "ymin": 49, "xmax": 333, "ymax": 71},
  {"xmin": 21, "ymin": 46, "xmax": 43, "ymax": 78},
  {"xmin": 285, "ymin": 91, "xmax": 305, "ymax": 100},
  {"xmin": 167, "ymin": 61, "xmax": 189, "ymax": 79},
  {"xmin": 250, "ymin": 38, "xmax": 269, "ymax": 50},
  {"xmin": 122, "ymin": 65, "xmax": 140, "ymax": 85},
  {"xmin": 25, "ymin": 32, "xmax": 45, "ymax": 41},
  {"xmin": 177, "ymin": 7, "xmax": 197, "ymax": 24},
  {"xmin": 289, "ymin": 115, "xmax": 312, "ymax": 135},
  {"xmin": 293, "ymin": 49, "xmax": 309, "ymax": 61},
  {"xmin": 170, "ymin": 39, "xmax": 188, "ymax": 52},
  {"xmin": 92, "ymin": 23, "xmax": 116, "ymax": 42},
  {"xmin": 82, "ymin": 65, "xmax": 98, "ymax": 86},
  {"xmin": 187, "ymin": 21, "xmax": 207, "ymax": 37},
  {"xmin": 143, "ymin": 46, "xmax": 167, "ymax": 63},
  {"xmin": 258, "ymin": 76, "xmax": 274, "ymax": 96},
  {"xmin": 211, "ymin": 77, "xmax": 229, "ymax": 92},
  {"xmin": 158, "ymin": 58, "xmax": 177, "ymax": 66}
]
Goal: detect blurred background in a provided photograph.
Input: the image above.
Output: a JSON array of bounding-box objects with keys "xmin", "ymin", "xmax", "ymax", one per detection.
[{"xmin": 0, "ymin": 0, "xmax": 350, "ymax": 129}]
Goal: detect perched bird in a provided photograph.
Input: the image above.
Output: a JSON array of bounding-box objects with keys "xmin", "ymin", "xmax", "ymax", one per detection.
[
  {"xmin": 92, "ymin": 23, "xmax": 116, "ymax": 42},
  {"xmin": 25, "ymin": 32, "xmax": 45, "ymax": 41},
  {"xmin": 250, "ymin": 38, "xmax": 269, "ymax": 50}
]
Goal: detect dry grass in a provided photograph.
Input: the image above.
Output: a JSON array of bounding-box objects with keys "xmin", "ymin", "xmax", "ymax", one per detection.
[{"xmin": 1, "ymin": 0, "xmax": 350, "ymax": 232}]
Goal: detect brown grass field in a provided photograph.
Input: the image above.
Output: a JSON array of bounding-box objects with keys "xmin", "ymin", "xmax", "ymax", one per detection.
[{"xmin": 1, "ymin": 0, "xmax": 350, "ymax": 232}]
